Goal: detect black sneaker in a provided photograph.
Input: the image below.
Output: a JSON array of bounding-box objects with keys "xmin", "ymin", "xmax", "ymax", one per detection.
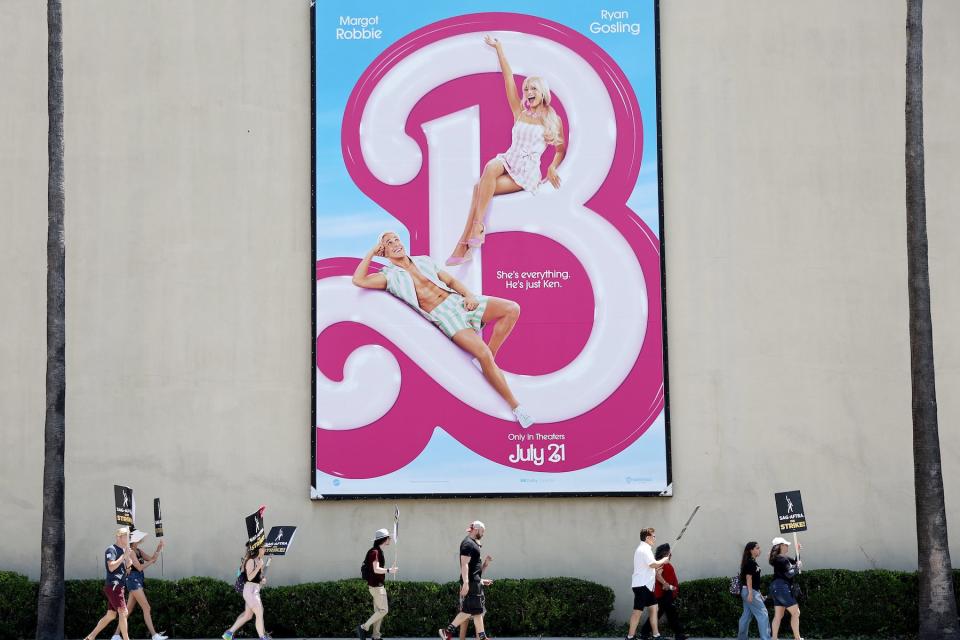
[{"xmin": 356, "ymin": 625, "xmax": 368, "ymax": 640}]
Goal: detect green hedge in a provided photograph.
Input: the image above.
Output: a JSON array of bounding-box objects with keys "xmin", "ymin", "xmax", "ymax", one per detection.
[
  {"xmin": 677, "ymin": 569, "xmax": 960, "ymax": 638},
  {"xmin": 0, "ymin": 573, "xmax": 612, "ymax": 639},
  {"xmin": 5, "ymin": 569, "xmax": 960, "ymax": 638}
]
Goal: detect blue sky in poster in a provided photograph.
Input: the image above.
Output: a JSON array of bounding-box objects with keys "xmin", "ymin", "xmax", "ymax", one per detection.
[{"xmin": 314, "ymin": 0, "xmax": 661, "ymax": 260}]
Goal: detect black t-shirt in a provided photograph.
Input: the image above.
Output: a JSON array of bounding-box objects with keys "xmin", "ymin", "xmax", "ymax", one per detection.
[
  {"xmin": 459, "ymin": 536, "xmax": 482, "ymax": 584},
  {"xmin": 740, "ymin": 558, "xmax": 762, "ymax": 590},
  {"xmin": 771, "ymin": 555, "xmax": 797, "ymax": 583},
  {"xmin": 366, "ymin": 547, "xmax": 386, "ymax": 587}
]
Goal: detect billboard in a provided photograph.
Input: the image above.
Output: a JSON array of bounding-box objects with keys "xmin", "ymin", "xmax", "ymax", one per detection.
[{"xmin": 313, "ymin": 1, "xmax": 669, "ymax": 497}]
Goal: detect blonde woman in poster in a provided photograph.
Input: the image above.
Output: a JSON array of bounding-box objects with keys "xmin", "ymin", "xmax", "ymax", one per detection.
[{"xmin": 445, "ymin": 35, "xmax": 566, "ymax": 266}]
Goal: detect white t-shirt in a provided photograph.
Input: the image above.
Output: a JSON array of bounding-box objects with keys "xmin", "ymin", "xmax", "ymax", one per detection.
[{"xmin": 631, "ymin": 541, "xmax": 656, "ymax": 589}]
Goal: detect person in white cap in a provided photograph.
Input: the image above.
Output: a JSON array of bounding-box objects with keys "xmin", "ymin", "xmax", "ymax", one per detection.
[
  {"xmin": 82, "ymin": 527, "xmax": 134, "ymax": 640},
  {"xmin": 439, "ymin": 521, "xmax": 493, "ymax": 640},
  {"xmin": 356, "ymin": 528, "xmax": 398, "ymax": 640},
  {"xmin": 110, "ymin": 529, "xmax": 167, "ymax": 640},
  {"xmin": 768, "ymin": 537, "xmax": 803, "ymax": 640}
]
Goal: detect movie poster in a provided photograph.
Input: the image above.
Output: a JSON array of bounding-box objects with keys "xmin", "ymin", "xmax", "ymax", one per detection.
[{"xmin": 313, "ymin": 1, "xmax": 669, "ymax": 497}]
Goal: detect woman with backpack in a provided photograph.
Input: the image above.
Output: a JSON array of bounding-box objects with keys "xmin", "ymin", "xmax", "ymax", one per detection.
[
  {"xmin": 737, "ymin": 541, "xmax": 770, "ymax": 640},
  {"xmin": 769, "ymin": 537, "xmax": 803, "ymax": 640},
  {"xmin": 356, "ymin": 528, "xmax": 398, "ymax": 640},
  {"xmin": 222, "ymin": 544, "xmax": 269, "ymax": 640}
]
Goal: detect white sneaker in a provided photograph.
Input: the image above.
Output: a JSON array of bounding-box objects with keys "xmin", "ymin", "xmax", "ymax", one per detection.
[
  {"xmin": 111, "ymin": 635, "xmax": 122, "ymax": 640},
  {"xmin": 152, "ymin": 633, "xmax": 169, "ymax": 640},
  {"xmin": 512, "ymin": 406, "xmax": 534, "ymax": 429}
]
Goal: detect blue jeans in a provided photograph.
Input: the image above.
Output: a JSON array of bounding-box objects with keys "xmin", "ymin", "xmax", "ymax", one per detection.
[{"xmin": 738, "ymin": 586, "xmax": 770, "ymax": 640}]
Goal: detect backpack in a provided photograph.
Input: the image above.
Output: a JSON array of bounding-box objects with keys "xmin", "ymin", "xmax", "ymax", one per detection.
[
  {"xmin": 729, "ymin": 572, "xmax": 742, "ymax": 597},
  {"xmin": 234, "ymin": 558, "xmax": 248, "ymax": 594},
  {"xmin": 360, "ymin": 547, "xmax": 375, "ymax": 581}
]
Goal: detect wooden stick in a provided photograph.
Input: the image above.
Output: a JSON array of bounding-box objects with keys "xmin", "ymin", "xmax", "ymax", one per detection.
[
  {"xmin": 672, "ymin": 505, "xmax": 701, "ymax": 548},
  {"xmin": 794, "ymin": 532, "xmax": 801, "ymax": 574}
]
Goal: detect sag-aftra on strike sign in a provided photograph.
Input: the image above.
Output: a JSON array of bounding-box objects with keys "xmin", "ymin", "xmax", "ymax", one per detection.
[{"xmin": 775, "ymin": 490, "xmax": 808, "ymax": 533}]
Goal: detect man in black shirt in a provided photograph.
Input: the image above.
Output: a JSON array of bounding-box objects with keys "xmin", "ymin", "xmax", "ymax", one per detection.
[{"xmin": 439, "ymin": 521, "xmax": 493, "ymax": 640}]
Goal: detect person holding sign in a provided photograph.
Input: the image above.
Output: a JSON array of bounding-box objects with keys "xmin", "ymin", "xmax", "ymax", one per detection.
[
  {"xmin": 768, "ymin": 537, "xmax": 803, "ymax": 640},
  {"xmin": 109, "ymin": 530, "xmax": 167, "ymax": 640},
  {"xmin": 356, "ymin": 528, "xmax": 398, "ymax": 640},
  {"xmin": 82, "ymin": 527, "xmax": 133, "ymax": 640},
  {"xmin": 626, "ymin": 528, "xmax": 670, "ymax": 640},
  {"xmin": 737, "ymin": 541, "xmax": 770, "ymax": 640},
  {"xmin": 222, "ymin": 544, "xmax": 269, "ymax": 640}
]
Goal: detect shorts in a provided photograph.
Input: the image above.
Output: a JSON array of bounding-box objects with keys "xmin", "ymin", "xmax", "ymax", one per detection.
[
  {"xmin": 126, "ymin": 572, "xmax": 144, "ymax": 591},
  {"xmin": 770, "ymin": 579, "xmax": 798, "ymax": 607},
  {"xmin": 428, "ymin": 294, "xmax": 488, "ymax": 339},
  {"xmin": 103, "ymin": 584, "xmax": 127, "ymax": 612},
  {"xmin": 632, "ymin": 585, "xmax": 657, "ymax": 610},
  {"xmin": 243, "ymin": 581, "xmax": 262, "ymax": 610},
  {"xmin": 459, "ymin": 581, "xmax": 486, "ymax": 615}
]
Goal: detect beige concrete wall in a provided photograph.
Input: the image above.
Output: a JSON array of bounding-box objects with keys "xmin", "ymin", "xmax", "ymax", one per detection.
[{"xmin": 2, "ymin": 0, "xmax": 959, "ymax": 622}]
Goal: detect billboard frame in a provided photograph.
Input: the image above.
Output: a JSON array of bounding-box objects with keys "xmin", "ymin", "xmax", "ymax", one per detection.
[{"xmin": 310, "ymin": 0, "xmax": 671, "ymax": 500}]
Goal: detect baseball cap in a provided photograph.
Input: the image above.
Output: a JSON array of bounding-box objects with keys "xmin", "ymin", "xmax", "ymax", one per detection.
[
  {"xmin": 373, "ymin": 528, "xmax": 390, "ymax": 541},
  {"xmin": 130, "ymin": 529, "xmax": 148, "ymax": 543},
  {"xmin": 772, "ymin": 536, "xmax": 791, "ymax": 546}
]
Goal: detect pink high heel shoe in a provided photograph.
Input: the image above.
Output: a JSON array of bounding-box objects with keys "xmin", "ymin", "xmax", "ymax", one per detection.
[
  {"xmin": 445, "ymin": 242, "xmax": 474, "ymax": 266},
  {"xmin": 466, "ymin": 222, "xmax": 486, "ymax": 247}
]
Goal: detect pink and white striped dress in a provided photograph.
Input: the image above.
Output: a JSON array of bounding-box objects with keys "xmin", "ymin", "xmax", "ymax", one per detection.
[{"xmin": 498, "ymin": 120, "xmax": 547, "ymax": 193}]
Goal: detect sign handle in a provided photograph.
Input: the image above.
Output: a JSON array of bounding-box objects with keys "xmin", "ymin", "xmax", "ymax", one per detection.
[
  {"xmin": 392, "ymin": 505, "xmax": 399, "ymax": 580},
  {"xmin": 793, "ymin": 532, "xmax": 801, "ymax": 574},
  {"xmin": 393, "ymin": 543, "xmax": 398, "ymax": 581}
]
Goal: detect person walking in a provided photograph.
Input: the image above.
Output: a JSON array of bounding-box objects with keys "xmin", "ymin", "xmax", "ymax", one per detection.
[
  {"xmin": 737, "ymin": 541, "xmax": 770, "ymax": 640},
  {"xmin": 82, "ymin": 527, "xmax": 134, "ymax": 640},
  {"xmin": 356, "ymin": 528, "xmax": 398, "ymax": 640},
  {"xmin": 439, "ymin": 521, "xmax": 494, "ymax": 640},
  {"xmin": 640, "ymin": 543, "xmax": 686, "ymax": 640},
  {"xmin": 769, "ymin": 537, "xmax": 803, "ymax": 640},
  {"xmin": 110, "ymin": 530, "xmax": 167, "ymax": 640},
  {"xmin": 626, "ymin": 528, "xmax": 670, "ymax": 640},
  {"xmin": 222, "ymin": 544, "xmax": 269, "ymax": 640},
  {"xmin": 458, "ymin": 552, "xmax": 492, "ymax": 640}
]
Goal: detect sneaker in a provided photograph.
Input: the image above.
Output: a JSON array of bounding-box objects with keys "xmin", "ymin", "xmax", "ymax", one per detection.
[
  {"xmin": 152, "ymin": 634, "xmax": 169, "ymax": 640},
  {"xmin": 112, "ymin": 635, "xmax": 122, "ymax": 640},
  {"xmin": 221, "ymin": 632, "xmax": 234, "ymax": 640},
  {"xmin": 357, "ymin": 625, "xmax": 368, "ymax": 640},
  {"xmin": 512, "ymin": 406, "xmax": 534, "ymax": 429},
  {"xmin": 439, "ymin": 628, "xmax": 453, "ymax": 640}
]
